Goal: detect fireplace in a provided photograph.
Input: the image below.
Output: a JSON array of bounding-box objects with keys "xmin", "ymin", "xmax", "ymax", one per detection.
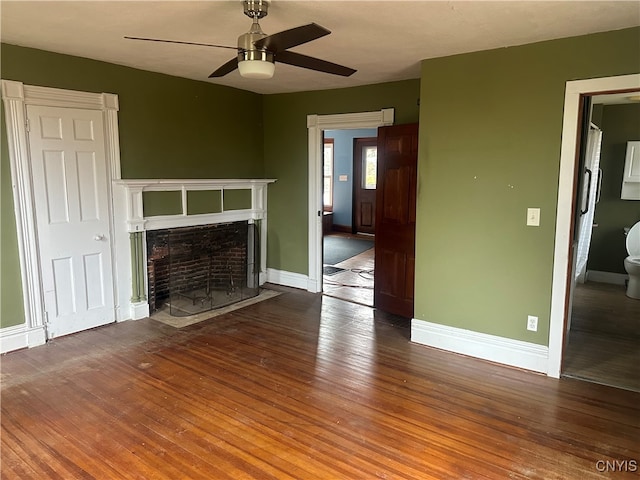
[
  {"xmin": 113, "ymin": 178, "xmax": 274, "ymax": 321},
  {"xmin": 146, "ymin": 221, "xmax": 258, "ymax": 316}
]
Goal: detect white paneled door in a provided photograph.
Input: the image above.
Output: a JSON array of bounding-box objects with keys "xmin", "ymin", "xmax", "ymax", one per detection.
[{"xmin": 27, "ymin": 105, "xmax": 115, "ymax": 338}]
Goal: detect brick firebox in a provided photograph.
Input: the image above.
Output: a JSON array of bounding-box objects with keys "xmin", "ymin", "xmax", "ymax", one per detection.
[{"xmin": 146, "ymin": 221, "xmax": 258, "ymax": 316}]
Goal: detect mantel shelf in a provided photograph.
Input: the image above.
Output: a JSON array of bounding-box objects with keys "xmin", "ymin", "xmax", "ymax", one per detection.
[
  {"xmin": 113, "ymin": 178, "xmax": 277, "ymax": 233},
  {"xmin": 114, "ymin": 178, "xmax": 276, "ymax": 191}
]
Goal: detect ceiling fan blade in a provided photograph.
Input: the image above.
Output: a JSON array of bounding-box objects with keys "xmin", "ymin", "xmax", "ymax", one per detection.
[
  {"xmin": 209, "ymin": 57, "xmax": 239, "ymax": 78},
  {"xmin": 276, "ymin": 51, "xmax": 356, "ymax": 77},
  {"xmin": 253, "ymin": 23, "xmax": 330, "ymax": 53},
  {"xmin": 125, "ymin": 36, "xmax": 238, "ymax": 51}
]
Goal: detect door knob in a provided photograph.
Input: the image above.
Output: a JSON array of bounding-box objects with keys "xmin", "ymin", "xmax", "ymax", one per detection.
[{"xmin": 94, "ymin": 234, "xmax": 105, "ymax": 241}]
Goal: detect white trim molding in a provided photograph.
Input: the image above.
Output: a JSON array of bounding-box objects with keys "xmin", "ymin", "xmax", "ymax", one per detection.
[
  {"xmin": 307, "ymin": 108, "xmax": 394, "ymax": 293},
  {"xmin": 547, "ymin": 74, "xmax": 640, "ymax": 378},
  {"xmin": 266, "ymin": 269, "xmax": 309, "ymax": 291},
  {"xmin": 114, "ymin": 178, "xmax": 276, "ymax": 232},
  {"xmin": 411, "ymin": 319, "xmax": 549, "ymax": 374},
  {"xmin": 1, "ymin": 80, "xmax": 121, "ymax": 353},
  {"xmin": 0, "ymin": 323, "xmax": 48, "ymax": 355},
  {"xmin": 548, "ymin": 73, "xmax": 640, "ymax": 378}
]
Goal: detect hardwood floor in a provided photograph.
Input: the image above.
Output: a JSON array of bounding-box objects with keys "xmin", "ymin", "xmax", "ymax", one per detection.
[
  {"xmin": 563, "ymin": 281, "xmax": 640, "ymax": 392},
  {"xmin": 2, "ymin": 285, "xmax": 639, "ymax": 479}
]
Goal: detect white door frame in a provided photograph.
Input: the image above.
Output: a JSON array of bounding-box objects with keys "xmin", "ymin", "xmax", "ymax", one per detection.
[
  {"xmin": 306, "ymin": 109, "xmax": 394, "ymax": 293},
  {"xmin": 1, "ymin": 80, "xmax": 121, "ymax": 352},
  {"xmin": 547, "ymin": 73, "xmax": 640, "ymax": 378}
]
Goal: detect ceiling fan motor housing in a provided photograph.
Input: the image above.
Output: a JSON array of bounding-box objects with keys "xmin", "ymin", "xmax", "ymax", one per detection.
[
  {"xmin": 237, "ymin": 23, "xmax": 274, "ymax": 65},
  {"xmin": 243, "ymin": 0, "xmax": 269, "ymax": 20}
]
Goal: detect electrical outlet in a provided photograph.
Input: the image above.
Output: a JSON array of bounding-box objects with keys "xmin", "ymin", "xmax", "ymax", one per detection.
[{"xmin": 527, "ymin": 315, "xmax": 538, "ymax": 332}]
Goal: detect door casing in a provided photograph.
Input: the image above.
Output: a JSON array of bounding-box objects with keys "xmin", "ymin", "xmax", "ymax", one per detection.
[
  {"xmin": 548, "ymin": 73, "xmax": 640, "ymax": 377},
  {"xmin": 307, "ymin": 109, "xmax": 394, "ymax": 293},
  {"xmin": 1, "ymin": 80, "xmax": 121, "ymax": 351}
]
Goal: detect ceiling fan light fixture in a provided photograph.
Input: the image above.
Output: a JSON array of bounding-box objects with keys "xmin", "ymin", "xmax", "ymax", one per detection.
[
  {"xmin": 238, "ymin": 59, "xmax": 275, "ymax": 79},
  {"xmin": 237, "ymin": 50, "xmax": 275, "ymax": 79}
]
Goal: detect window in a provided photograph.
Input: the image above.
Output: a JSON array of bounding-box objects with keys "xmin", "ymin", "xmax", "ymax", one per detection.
[
  {"xmin": 323, "ymin": 139, "xmax": 334, "ymax": 210},
  {"xmin": 362, "ymin": 145, "xmax": 377, "ymax": 189}
]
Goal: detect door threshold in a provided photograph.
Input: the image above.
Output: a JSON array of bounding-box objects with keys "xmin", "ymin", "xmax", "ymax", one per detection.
[{"xmin": 322, "ymin": 291, "xmax": 373, "ymax": 309}]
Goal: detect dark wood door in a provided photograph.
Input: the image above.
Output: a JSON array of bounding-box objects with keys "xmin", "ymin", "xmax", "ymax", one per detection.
[
  {"xmin": 353, "ymin": 137, "xmax": 378, "ymax": 234},
  {"xmin": 374, "ymin": 123, "xmax": 418, "ymax": 318}
]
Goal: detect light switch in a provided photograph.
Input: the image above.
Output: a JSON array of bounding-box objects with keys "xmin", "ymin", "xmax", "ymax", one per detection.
[
  {"xmin": 527, "ymin": 208, "xmax": 540, "ymax": 226},
  {"xmin": 339, "ymin": 175, "xmax": 348, "ymax": 182}
]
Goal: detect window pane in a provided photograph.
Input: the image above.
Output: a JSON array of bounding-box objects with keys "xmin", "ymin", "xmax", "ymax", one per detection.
[
  {"xmin": 324, "ymin": 144, "xmax": 333, "ymax": 176},
  {"xmin": 323, "ymin": 177, "xmax": 332, "ymax": 206},
  {"xmin": 323, "ymin": 140, "xmax": 333, "ymax": 208},
  {"xmin": 363, "ymin": 146, "xmax": 377, "ymax": 189}
]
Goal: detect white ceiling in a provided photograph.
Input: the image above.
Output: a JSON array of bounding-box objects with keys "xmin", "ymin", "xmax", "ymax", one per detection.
[{"xmin": 2, "ymin": 0, "xmax": 639, "ymax": 95}]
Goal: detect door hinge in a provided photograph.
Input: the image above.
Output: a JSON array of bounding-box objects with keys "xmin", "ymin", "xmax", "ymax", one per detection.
[{"xmin": 25, "ymin": 118, "xmax": 31, "ymax": 132}]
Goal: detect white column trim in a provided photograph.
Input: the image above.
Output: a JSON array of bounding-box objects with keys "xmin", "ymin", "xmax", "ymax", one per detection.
[
  {"xmin": 307, "ymin": 108, "xmax": 394, "ymax": 293},
  {"xmin": 548, "ymin": 73, "xmax": 640, "ymax": 378},
  {"xmin": 1, "ymin": 80, "xmax": 122, "ymax": 352}
]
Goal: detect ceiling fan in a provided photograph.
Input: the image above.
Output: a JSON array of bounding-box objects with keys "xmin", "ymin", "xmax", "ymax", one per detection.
[{"xmin": 125, "ymin": 0, "xmax": 356, "ymax": 80}]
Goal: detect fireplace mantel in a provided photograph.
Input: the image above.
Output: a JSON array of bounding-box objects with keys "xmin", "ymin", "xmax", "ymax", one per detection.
[
  {"xmin": 112, "ymin": 178, "xmax": 276, "ymax": 321},
  {"xmin": 114, "ymin": 178, "xmax": 276, "ymax": 232}
]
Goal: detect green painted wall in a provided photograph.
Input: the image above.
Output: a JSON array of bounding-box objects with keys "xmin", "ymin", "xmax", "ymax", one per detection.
[
  {"xmin": 588, "ymin": 103, "xmax": 640, "ymax": 274},
  {"xmin": 263, "ymin": 80, "xmax": 421, "ymax": 273},
  {"xmin": 1, "ymin": 103, "xmax": 26, "ymax": 328},
  {"xmin": 0, "ymin": 44, "xmax": 264, "ymax": 328},
  {"xmin": 415, "ymin": 27, "xmax": 640, "ymax": 345},
  {"xmin": 1, "ymin": 44, "xmax": 264, "ymax": 179}
]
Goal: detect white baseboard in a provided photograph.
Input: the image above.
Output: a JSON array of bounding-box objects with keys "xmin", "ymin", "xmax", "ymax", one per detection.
[
  {"xmin": 266, "ymin": 268, "xmax": 309, "ymax": 290},
  {"xmin": 411, "ymin": 319, "xmax": 549, "ymax": 374},
  {"xmin": 586, "ymin": 270, "xmax": 628, "ymax": 286},
  {"xmin": 0, "ymin": 323, "xmax": 47, "ymax": 354}
]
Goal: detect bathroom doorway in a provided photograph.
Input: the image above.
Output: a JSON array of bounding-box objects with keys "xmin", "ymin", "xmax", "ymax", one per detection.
[{"xmin": 561, "ymin": 90, "xmax": 640, "ymax": 392}]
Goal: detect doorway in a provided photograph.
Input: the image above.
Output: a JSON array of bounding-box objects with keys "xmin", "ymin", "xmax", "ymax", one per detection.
[
  {"xmin": 562, "ymin": 91, "xmax": 640, "ymax": 392},
  {"xmin": 306, "ymin": 109, "xmax": 394, "ymax": 296},
  {"xmin": 321, "ymin": 129, "xmax": 377, "ymax": 306},
  {"xmin": 548, "ymin": 73, "xmax": 640, "ymax": 380}
]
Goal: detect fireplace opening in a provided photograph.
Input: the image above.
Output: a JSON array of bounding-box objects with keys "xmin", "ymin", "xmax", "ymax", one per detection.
[{"xmin": 147, "ymin": 221, "xmax": 259, "ymax": 317}]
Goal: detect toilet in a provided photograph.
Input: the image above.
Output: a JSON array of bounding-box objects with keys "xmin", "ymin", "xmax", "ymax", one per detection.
[{"xmin": 624, "ymin": 221, "xmax": 640, "ymax": 299}]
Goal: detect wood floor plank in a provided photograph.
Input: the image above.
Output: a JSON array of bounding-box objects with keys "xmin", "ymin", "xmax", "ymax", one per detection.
[
  {"xmin": 2, "ymin": 286, "xmax": 639, "ymax": 479},
  {"xmin": 564, "ymin": 281, "xmax": 640, "ymax": 392}
]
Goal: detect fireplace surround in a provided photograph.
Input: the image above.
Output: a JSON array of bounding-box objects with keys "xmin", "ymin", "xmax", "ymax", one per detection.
[{"xmin": 114, "ymin": 178, "xmax": 275, "ymax": 320}]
